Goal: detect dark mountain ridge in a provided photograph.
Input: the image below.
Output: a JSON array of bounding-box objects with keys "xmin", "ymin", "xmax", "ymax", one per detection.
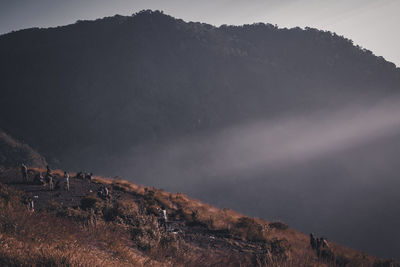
[{"xmin": 1, "ymin": 10, "xmax": 399, "ymax": 169}]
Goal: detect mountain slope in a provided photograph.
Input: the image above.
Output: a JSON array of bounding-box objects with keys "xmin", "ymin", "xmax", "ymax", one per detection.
[{"xmin": 0, "ymin": 167, "xmax": 394, "ymax": 266}]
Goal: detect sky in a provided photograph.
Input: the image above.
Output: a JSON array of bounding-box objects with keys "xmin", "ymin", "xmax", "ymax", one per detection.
[{"xmin": 0, "ymin": 0, "xmax": 399, "ymax": 67}]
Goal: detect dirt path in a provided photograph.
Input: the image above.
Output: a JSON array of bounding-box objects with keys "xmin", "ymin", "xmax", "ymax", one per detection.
[{"xmin": 0, "ymin": 168, "xmax": 109, "ymax": 210}]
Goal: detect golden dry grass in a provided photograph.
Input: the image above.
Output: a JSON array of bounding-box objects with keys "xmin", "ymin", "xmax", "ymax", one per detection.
[
  {"xmin": 94, "ymin": 174, "xmax": 383, "ymax": 266},
  {"xmin": 0, "ymin": 169, "xmax": 391, "ymax": 267},
  {"xmin": 0, "ymin": 183, "xmax": 166, "ymax": 267}
]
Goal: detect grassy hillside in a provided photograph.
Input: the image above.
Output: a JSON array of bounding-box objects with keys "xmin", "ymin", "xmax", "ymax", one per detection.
[{"xmin": 0, "ymin": 167, "xmax": 395, "ymax": 266}]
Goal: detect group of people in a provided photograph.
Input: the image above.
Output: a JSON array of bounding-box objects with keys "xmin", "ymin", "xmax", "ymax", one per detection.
[
  {"xmin": 97, "ymin": 185, "xmax": 111, "ymax": 201},
  {"xmin": 22, "ymin": 164, "xmax": 71, "ymax": 191},
  {"xmin": 20, "ymin": 164, "xmax": 100, "ymax": 213},
  {"xmin": 76, "ymin": 171, "xmax": 93, "ymax": 181},
  {"xmin": 310, "ymin": 233, "xmax": 329, "ymax": 256}
]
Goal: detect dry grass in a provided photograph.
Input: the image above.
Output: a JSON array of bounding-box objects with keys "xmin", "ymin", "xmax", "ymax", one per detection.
[
  {"xmin": 0, "ymin": 170, "xmax": 392, "ymax": 267},
  {"xmin": 93, "ymin": 174, "xmax": 385, "ymax": 266},
  {"xmin": 0, "ymin": 183, "xmax": 164, "ymax": 267}
]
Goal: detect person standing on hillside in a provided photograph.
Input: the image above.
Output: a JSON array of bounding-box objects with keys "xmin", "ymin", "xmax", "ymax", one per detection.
[
  {"xmin": 321, "ymin": 237, "xmax": 329, "ymax": 248},
  {"xmin": 309, "ymin": 233, "xmax": 317, "ymax": 250},
  {"xmin": 159, "ymin": 207, "xmax": 168, "ymax": 231},
  {"xmin": 86, "ymin": 172, "xmax": 93, "ymax": 183},
  {"xmin": 29, "ymin": 198, "xmax": 34, "ymax": 212},
  {"xmin": 48, "ymin": 175, "xmax": 54, "ymax": 191},
  {"xmin": 106, "ymin": 187, "xmax": 112, "ymax": 203},
  {"xmin": 21, "ymin": 163, "xmax": 28, "ymax": 182},
  {"xmin": 64, "ymin": 171, "xmax": 70, "ymax": 191}
]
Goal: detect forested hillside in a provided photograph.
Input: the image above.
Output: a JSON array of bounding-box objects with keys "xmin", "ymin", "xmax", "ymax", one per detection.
[{"xmin": 0, "ymin": 10, "xmax": 398, "ymax": 169}]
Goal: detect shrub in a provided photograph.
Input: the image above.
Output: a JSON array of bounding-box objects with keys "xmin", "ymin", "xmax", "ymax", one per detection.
[
  {"xmin": 320, "ymin": 248, "xmax": 335, "ymax": 262},
  {"xmin": 112, "ymin": 183, "xmax": 127, "ymax": 192},
  {"xmin": 103, "ymin": 206, "xmax": 119, "ymax": 222},
  {"xmin": 80, "ymin": 195, "xmax": 102, "ymax": 211},
  {"xmin": 144, "ymin": 190, "xmax": 158, "ymax": 206},
  {"xmin": 373, "ymin": 259, "xmax": 400, "ymax": 267},
  {"xmin": 112, "ymin": 199, "xmax": 140, "ymax": 225},
  {"xmin": 267, "ymin": 238, "xmax": 291, "ymax": 257},
  {"xmin": 236, "ymin": 217, "xmax": 255, "ymax": 228},
  {"xmin": 269, "ymin": 221, "xmax": 289, "ymax": 230},
  {"xmin": 45, "ymin": 200, "xmax": 63, "ymax": 212},
  {"xmin": 335, "ymin": 254, "xmax": 351, "ymax": 266},
  {"xmin": 234, "ymin": 217, "xmax": 265, "ymax": 242},
  {"xmin": 0, "ymin": 215, "xmax": 17, "ymax": 234},
  {"xmin": 146, "ymin": 204, "xmax": 160, "ymax": 216},
  {"xmin": 56, "ymin": 207, "xmax": 90, "ymax": 223}
]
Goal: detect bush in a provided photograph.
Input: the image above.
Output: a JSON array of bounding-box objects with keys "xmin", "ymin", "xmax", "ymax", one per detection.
[
  {"xmin": 0, "ymin": 215, "xmax": 17, "ymax": 234},
  {"xmin": 320, "ymin": 248, "xmax": 335, "ymax": 262},
  {"xmin": 146, "ymin": 204, "xmax": 160, "ymax": 216},
  {"xmin": 234, "ymin": 217, "xmax": 265, "ymax": 242},
  {"xmin": 112, "ymin": 184, "xmax": 127, "ymax": 192},
  {"xmin": 80, "ymin": 195, "xmax": 102, "ymax": 211},
  {"xmin": 103, "ymin": 206, "xmax": 119, "ymax": 222},
  {"xmin": 144, "ymin": 190, "xmax": 158, "ymax": 206},
  {"xmin": 113, "ymin": 199, "xmax": 140, "ymax": 225},
  {"xmin": 269, "ymin": 221, "xmax": 289, "ymax": 230},
  {"xmin": 56, "ymin": 207, "xmax": 90, "ymax": 223},
  {"xmin": 45, "ymin": 200, "xmax": 63, "ymax": 213},
  {"xmin": 373, "ymin": 259, "xmax": 400, "ymax": 267},
  {"xmin": 335, "ymin": 254, "xmax": 351, "ymax": 266},
  {"xmin": 267, "ymin": 238, "xmax": 291, "ymax": 257}
]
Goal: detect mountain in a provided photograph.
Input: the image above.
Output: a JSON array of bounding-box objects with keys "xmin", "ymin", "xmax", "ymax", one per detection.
[
  {"xmin": 1, "ymin": 10, "xmax": 400, "ymax": 259},
  {"xmin": 0, "ymin": 10, "xmax": 398, "ymax": 169},
  {"xmin": 0, "ymin": 166, "xmax": 395, "ymax": 266}
]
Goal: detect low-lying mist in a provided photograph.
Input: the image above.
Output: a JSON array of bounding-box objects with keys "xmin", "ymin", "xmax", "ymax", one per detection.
[
  {"xmin": 114, "ymin": 99, "xmax": 400, "ymax": 181},
  {"xmin": 105, "ymin": 99, "xmax": 400, "ymax": 259}
]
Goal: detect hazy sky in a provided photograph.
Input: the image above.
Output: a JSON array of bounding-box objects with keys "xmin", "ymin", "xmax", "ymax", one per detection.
[{"xmin": 0, "ymin": 0, "xmax": 399, "ymax": 67}]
